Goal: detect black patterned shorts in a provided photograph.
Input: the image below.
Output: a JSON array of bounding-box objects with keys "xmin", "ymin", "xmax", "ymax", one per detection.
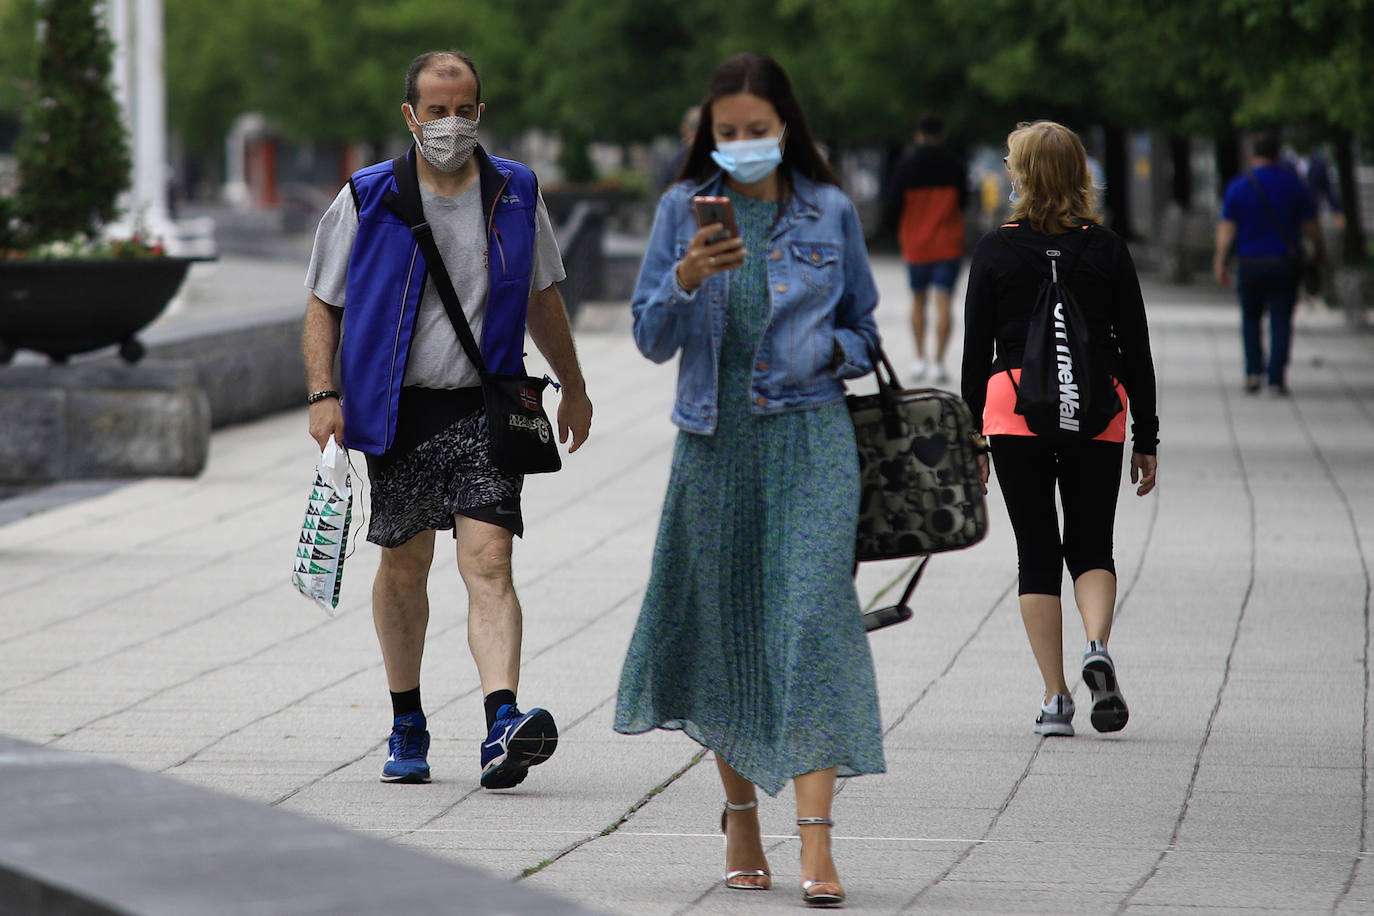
[{"xmin": 364, "ymin": 387, "xmax": 523, "ymax": 548}]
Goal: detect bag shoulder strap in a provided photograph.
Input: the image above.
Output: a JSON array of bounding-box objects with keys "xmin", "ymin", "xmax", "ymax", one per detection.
[
  {"xmin": 862, "ymin": 556, "xmax": 930, "ymax": 632},
  {"xmin": 382, "ymin": 154, "xmax": 488, "ymax": 375},
  {"xmin": 1243, "ymin": 170, "xmax": 1300, "ymax": 257}
]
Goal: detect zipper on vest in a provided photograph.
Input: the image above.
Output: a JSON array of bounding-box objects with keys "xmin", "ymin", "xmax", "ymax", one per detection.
[
  {"xmin": 388, "ymin": 243, "xmax": 420, "ymax": 442},
  {"xmin": 488, "ymin": 173, "xmax": 510, "ymax": 275}
]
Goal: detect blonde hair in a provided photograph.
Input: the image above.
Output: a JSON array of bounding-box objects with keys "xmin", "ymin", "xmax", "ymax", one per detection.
[{"xmin": 1005, "ymin": 120, "xmax": 1100, "ymax": 233}]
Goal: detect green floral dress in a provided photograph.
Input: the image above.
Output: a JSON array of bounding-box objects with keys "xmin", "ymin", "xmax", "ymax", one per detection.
[{"xmin": 614, "ymin": 189, "xmax": 885, "ymax": 795}]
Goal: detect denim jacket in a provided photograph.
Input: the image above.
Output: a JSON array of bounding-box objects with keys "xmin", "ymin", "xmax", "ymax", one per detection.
[{"xmin": 632, "ymin": 170, "xmax": 881, "ymax": 434}]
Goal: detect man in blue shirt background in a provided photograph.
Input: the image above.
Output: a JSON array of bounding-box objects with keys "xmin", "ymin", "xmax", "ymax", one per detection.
[{"xmin": 1212, "ymin": 131, "xmax": 1321, "ymax": 396}]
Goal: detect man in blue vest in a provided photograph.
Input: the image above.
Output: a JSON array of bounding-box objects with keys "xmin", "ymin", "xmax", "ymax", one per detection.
[
  {"xmin": 1213, "ymin": 131, "xmax": 1321, "ymax": 397},
  {"xmin": 301, "ymin": 50, "xmax": 593, "ymax": 789}
]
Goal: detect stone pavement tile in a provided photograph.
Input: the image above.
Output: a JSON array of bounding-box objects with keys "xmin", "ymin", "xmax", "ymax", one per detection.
[
  {"xmin": 987, "ymin": 773, "xmax": 1188, "ymax": 848},
  {"xmin": 1189, "ymin": 761, "xmax": 1362, "ymax": 797},
  {"xmin": 1214, "ymin": 694, "xmax": 1362, "ymax": 743},
  {"xmin": 1338, "ymin": 871, "xmax": 1374, "ymax": 914},
  {"xmin": 856, "ymin": 807, "xmax": 1000, "ymax": 850},
  {"xmin": 1131, "ymin": 849, "xmax": 1357, "ymax": 911},
  {"xmin": 518, "ymin": 833, "xmax": 727, "ymax": 916},
  {"xmin": 950, "ymin": 839, "xmax": 1161, "ymax": 889},
  {"xmin": 282, "ymin": 735, "xmax": 701, "ymax": 855},
  {"xmin": 859, "ymin": 746, "xmax": 1030, "ymax": 815},
  {"xmin": 1200, "ymin": 734, "xmax": 1363, "ymax": 770},
  {"xmin": 912, "ymin": 883, "xmax": 1123, "ymax": 914},
  {"xmin": 1175, "ymin": 789, "xmax": 1361, "ymax": 853},
  {"xmin": 1025, "ymin": 733, "xmax": 1201, "ymax": 771}
]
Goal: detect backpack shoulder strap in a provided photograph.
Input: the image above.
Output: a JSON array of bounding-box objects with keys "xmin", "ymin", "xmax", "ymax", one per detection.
[
  {"xmin": 996, "ymin": 224, "xmax": 1049, "ymax": 278},
  {"xmin": 997, "ymin": 223, "xmax": 1092, "ymax": 283}
]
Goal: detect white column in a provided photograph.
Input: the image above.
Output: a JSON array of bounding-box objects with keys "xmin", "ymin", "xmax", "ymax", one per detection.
[
  {"xmin": 132, "ymin": 0, "xmax": 171, "ymax": 236},
  {"xmin": 105, "ymin": 0, "xmax": 133, "ymax": 226},
  {"xmin": 104, "ymin": 0, "xmax": 177, "ymax": 245}
]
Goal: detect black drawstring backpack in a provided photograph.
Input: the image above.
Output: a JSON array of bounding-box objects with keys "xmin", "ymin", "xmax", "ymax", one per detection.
[{"xmin": 998, "ymin": 225, "xmax": 1121, "ymax": 442}]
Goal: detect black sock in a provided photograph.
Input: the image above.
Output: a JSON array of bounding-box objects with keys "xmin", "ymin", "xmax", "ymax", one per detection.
[
  {"xmin": 484, "ymin": 689, "xmax": 517, "ymax": 729},
  {"xmin": 391, "ymin": 687, "xmax": 423, "ymax": 719}
]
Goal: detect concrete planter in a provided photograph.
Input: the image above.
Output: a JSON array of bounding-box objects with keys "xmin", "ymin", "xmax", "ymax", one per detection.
[
  {"xmin": 0, "ymin": 362, "xmax": 210, "ymax": 482},
  {"xmin": 0, "ymin": 257, "xmax": 194, "ymax": 363}
]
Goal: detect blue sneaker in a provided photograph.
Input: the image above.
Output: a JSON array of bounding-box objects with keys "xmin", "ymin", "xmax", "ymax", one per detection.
[
  {"xmin": 480, "ymin": 704, "xmax": 557, "ymax": 789},
  {"xmin": 381, "ymin": 712, "xmax": 431, "ymax": 784}
]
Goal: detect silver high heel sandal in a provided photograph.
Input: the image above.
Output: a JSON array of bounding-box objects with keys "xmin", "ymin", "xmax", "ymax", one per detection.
[
  {"xmin": 797, "ymin": 816, "xmax": 845, "ymax": 907},
  {"xmin": 721, "ymin": 799, "xmax": 771, "ymax": 890}
]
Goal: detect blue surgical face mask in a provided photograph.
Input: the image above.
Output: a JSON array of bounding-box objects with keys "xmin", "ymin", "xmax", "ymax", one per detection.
[{"xmin": 711, "ymin": 129, "xmax": 786, "ymax": 184}]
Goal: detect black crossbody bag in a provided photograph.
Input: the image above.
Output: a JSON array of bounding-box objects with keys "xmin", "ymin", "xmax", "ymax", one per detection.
[{"xmin": 383, "ymin": 154, "xmax": 561, "ymax": 475}]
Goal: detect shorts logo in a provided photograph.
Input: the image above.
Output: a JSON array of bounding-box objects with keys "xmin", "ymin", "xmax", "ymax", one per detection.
[
  {"xmin": 507, "ymin": 412, "xmax": 551, "ymax": 443},
  {"xmin": 518, "ymin": 384, "xmax": 540, "ymax": 412}
]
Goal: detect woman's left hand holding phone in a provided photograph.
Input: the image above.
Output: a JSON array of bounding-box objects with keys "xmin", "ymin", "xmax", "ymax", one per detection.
[{"xmin": 675, "ymin": 223, "xmax": 746, "ymax": 292}]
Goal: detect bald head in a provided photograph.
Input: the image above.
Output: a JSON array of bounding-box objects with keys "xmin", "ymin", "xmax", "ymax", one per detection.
[{"xmin": 405, "ymin": 50, "xmax": 482, "ymax": 108}]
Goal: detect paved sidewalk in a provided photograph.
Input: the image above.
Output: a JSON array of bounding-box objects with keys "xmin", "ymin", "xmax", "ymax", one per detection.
[{"xmin": 1, "ymin": 254, "xmax": 1372, "ymax": 914}]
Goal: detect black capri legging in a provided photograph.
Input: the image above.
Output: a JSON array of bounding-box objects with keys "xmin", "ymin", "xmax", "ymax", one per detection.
[{"xmin": 989, "ymin": 435, "xmax": 1124, "ymax": 596}]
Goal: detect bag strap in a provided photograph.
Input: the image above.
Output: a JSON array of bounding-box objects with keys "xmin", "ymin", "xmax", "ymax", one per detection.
[
  {"xmin": 863, "ymin": 343, "xmax": 908, "ymax": 439},
  {"xmin": 996, "ymin": 224, "xmax": 1096, "ymax": 396},
  {"xmin": 862, "ymin": 556, "xmax": 930, "ymax": 632},
  {"xmin": 1243, "ymin": 170, "xmax": 1300, "ymax": 258},
  {"xmin": 382, "ymin": 154, "xmax": 489, "ymax": 375}
]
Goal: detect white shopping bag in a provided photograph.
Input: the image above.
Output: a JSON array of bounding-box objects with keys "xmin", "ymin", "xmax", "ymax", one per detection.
[{"xmin": 291, "ymin": 435, "xmax": 352, "ymax": 613}]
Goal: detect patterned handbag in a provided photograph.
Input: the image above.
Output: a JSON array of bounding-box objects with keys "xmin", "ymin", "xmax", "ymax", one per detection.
[{"xmin": 848, "ymin": 347, "xmax": 988, "ymax": 629}]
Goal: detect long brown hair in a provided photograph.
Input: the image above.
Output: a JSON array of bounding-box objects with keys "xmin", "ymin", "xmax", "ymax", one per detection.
[
  {"xmin": 1005, "ymin": 120, "xmax": 1099, "ymax": 233},
  {"xmin": 678, "ymin": 52, "xmax": 839, "ymax": 188}
]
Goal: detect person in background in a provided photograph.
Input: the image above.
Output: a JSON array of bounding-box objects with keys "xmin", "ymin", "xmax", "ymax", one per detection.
[
  {"xmin": 656, "ymin": 104, "xmax": 701, "ymax": 193},
  {"xmin": 615, "ymin": 51, "xmax": 884, "ymax": 908},
  {"xmin": 883, "ymin": 112, "xmax": 968, "ymax": 385},
  {"xmin": 1213, "ymin": 130, "xmax": 1322, "ymax": 396},
  {"xmin": 961, "ymin": 120, "xmax": 1159, "ymax": 739}
]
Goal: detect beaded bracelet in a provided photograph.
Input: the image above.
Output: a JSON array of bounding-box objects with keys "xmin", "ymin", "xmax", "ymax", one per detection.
[{"xmin": 306, "ymin": 389, "xmax": 340, "ymax": 405}]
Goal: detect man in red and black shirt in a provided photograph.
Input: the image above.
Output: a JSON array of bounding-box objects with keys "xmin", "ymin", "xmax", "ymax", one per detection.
[{"xmin": 883, "ymin": 113, "xmax": 968, "ymax": 384}]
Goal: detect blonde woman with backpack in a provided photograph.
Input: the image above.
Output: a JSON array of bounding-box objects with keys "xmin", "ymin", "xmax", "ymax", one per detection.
[{"xmin": 960, "ymin": 121, "xmax": 1159, "ymax": 737}]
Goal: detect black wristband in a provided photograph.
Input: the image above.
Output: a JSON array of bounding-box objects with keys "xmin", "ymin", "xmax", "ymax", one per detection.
[{"xmin": 307, "ymin": 389, "xmax": 340, "ymax": 405}]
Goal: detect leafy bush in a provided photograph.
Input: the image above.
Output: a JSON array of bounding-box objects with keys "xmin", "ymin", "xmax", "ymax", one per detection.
[{"xmin": 12, "ymin": 0, "xmax": 131, "ymax": 249}]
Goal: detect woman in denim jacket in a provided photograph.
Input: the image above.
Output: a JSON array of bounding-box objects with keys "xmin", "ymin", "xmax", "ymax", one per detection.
[{"xmin": 614, "ymin": 52, "xmax": 883, "ymax": 908}]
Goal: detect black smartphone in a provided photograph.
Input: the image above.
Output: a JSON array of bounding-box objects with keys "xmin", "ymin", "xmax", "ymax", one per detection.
[{"xmin": 692, "ymin": 195, "xmax": 738, "ymax": 244}]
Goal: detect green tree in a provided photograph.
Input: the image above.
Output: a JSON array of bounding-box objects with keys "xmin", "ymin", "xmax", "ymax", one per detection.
[
  {"xmin": 166, "ymin": 0, "xmax": 533, "ymax": 151},
  {"xmin": 0, "ymin": 0, "xmax": 40, "ymax": 121},
  {"xmin": 14, "ymin": 0, "xmax": 131, "ymax": 245}
]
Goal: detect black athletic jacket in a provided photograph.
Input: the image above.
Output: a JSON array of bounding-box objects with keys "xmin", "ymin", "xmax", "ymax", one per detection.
[{"xmin": 959, "ymin": 221, "xmax": 1159, "ymax": 454}]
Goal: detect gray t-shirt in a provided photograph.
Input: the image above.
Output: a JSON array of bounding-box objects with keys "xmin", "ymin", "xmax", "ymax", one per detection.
[{"xmin": 305, "ymin": 178, "xmax": 566, "ymax": 389}]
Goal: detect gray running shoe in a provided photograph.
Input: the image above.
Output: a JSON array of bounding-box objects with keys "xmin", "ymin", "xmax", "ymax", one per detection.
[
  {"xmin": 1034, "ymin": 694, "xmax": 1075, "ymax": 736},
  {"xmin": 1082, "ymin": 640, "xmax": 1129, "ymax": 733}
]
